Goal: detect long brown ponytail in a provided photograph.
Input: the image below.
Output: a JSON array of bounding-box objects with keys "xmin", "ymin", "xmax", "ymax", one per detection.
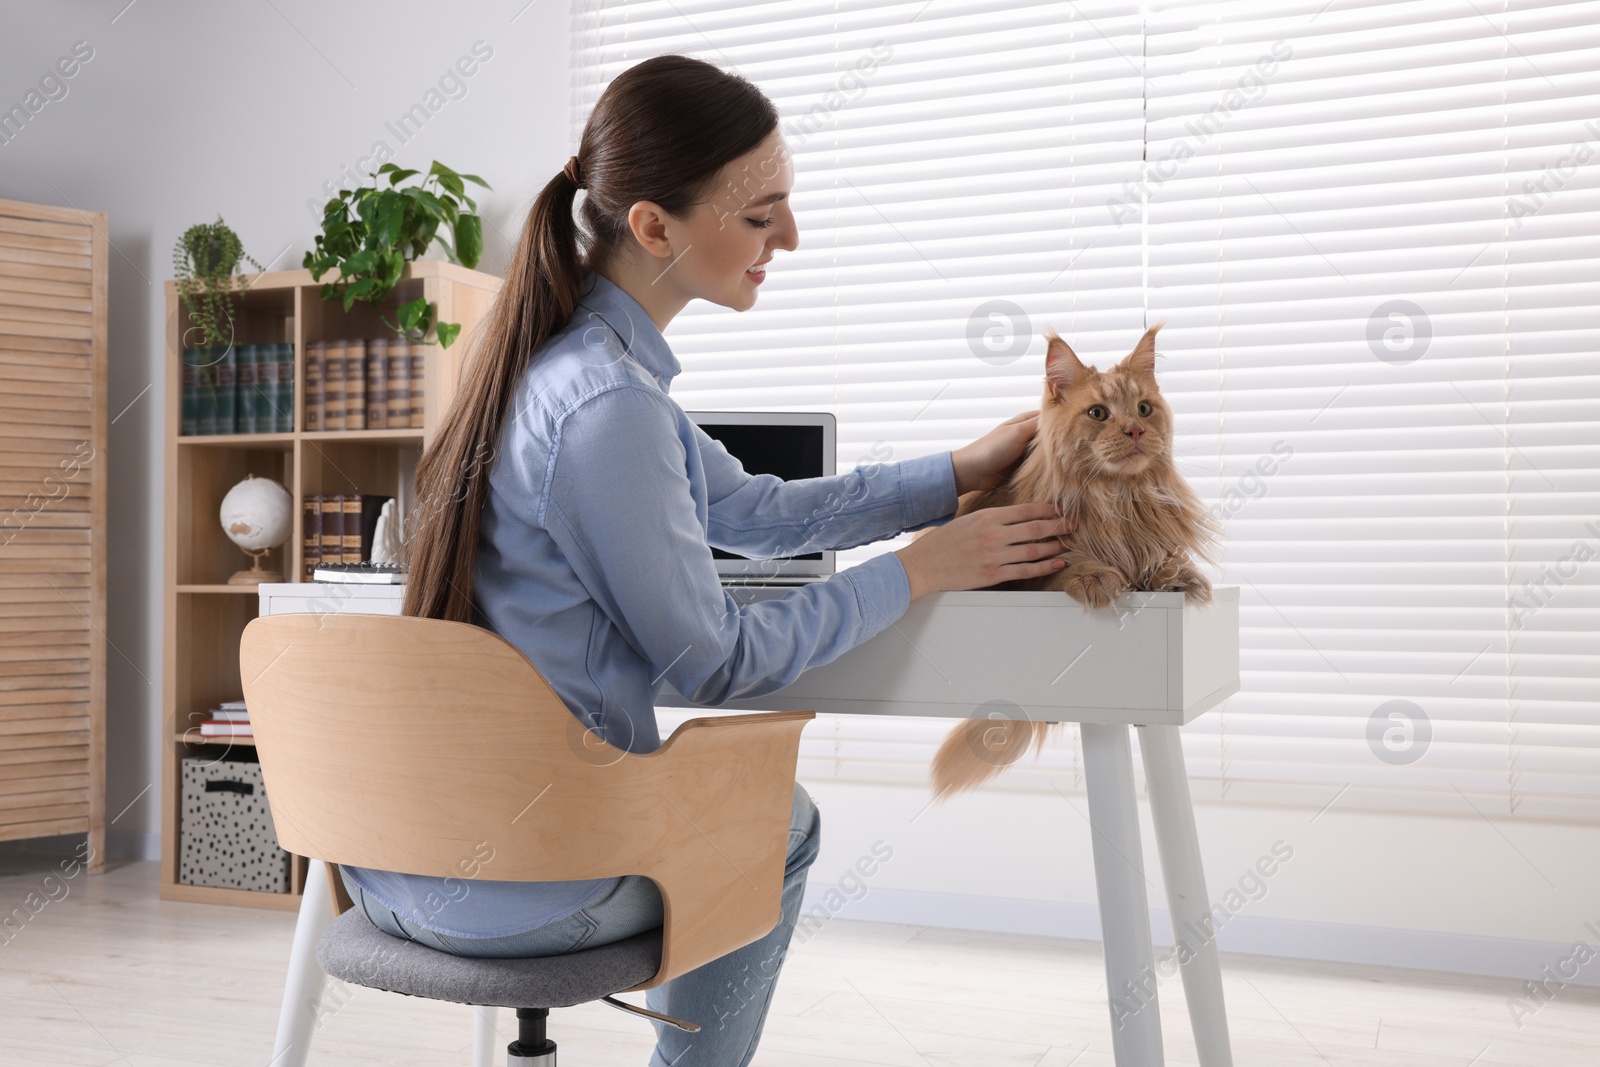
[{"xmin": 403, "ymin": 54, "xmax": 779, "ymax": 622}]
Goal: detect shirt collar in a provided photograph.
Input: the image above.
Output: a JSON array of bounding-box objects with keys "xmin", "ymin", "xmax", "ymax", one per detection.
[{"xmin": 575, "ymin": 269, "xmax": 682, "ymax": 391}]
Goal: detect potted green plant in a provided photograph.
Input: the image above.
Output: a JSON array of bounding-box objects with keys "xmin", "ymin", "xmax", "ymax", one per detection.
[
  {"xmin": 302, "ymin": 161, "xmax": 490, "ymax": 349},
  {"xmin": 173, "ymin": 216, "xmax": 263, "ymax": 385}
]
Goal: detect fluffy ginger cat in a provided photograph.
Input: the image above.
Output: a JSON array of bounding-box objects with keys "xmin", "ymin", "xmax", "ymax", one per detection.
[{"xmin": 924, "ymin": 322, "xmax": 1222, "ymax": 798}]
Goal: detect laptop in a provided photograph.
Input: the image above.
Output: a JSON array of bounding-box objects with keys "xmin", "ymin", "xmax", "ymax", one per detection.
[{"xmin": 684, "ymin": 410, "xmax": 837, "ymax": 586}]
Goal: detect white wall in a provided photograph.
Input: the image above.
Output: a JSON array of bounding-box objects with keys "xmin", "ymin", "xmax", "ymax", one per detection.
[
  {"xmin": 796, "ymin": 779, "xmax": 1600, "ymax": 987},
  {"xmin": 5, "ymin": 1, "xmax": 1598, "ymax": 994},
  {"xmin": 2, "ymin": 1, "xmax": 572, "ymax": 858}
]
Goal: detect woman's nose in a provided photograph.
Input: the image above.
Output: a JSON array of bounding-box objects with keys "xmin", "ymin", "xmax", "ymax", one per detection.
[{"xmin": 774, "ymin": 212, "xmax": 799, "ymax": 253}]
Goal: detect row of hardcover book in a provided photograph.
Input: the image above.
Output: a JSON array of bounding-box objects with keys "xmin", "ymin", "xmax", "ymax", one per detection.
[
  {"xmin": 306, "ymin": 337, "xmax": 424, "ymax": 432},
  {"xmin": 301, "ymin": 493, "xmax": 394, "ymax": 583},
  {"xmin": 180, "ymin": 344, "xmax": 294, "ymax": 435}
]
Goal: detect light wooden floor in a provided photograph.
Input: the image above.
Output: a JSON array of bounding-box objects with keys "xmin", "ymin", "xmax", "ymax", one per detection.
[{"xmin": 2, "ymin": 847, "xmax": 1597, "ymax": 1067}]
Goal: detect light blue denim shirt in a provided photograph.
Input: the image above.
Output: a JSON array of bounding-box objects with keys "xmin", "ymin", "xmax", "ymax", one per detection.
[{"xmin": 341, "ymin": 269, "xmax": 959, "ymax": 938}]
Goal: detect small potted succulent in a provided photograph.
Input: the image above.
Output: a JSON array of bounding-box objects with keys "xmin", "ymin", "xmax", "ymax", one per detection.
[{"xmin": 303, "ymin": 160, "xmax": 490, "ymax": 349}]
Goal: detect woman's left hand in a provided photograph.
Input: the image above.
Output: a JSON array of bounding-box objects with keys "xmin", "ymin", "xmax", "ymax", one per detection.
[{"xmin": 950, "ymin": 409, "xmax": 1041, "ymax": 495}]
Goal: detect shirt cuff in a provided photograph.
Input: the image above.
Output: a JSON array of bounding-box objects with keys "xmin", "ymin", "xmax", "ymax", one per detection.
[
  {"xmin": 897, "ymin": 451, "xmax": 960, "ymax": 533},
  {"xmin": 841, "ymin": 550, "xmax": 913, "ymax": 635}
]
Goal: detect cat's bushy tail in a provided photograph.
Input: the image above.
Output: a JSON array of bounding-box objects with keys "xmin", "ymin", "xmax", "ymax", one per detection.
[{"xmin": 930, "ymin": 718, "xmax": 1067, "ymax": 798}]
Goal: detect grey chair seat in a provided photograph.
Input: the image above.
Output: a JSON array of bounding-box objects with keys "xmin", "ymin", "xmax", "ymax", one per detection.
[{"xmin": 316, "ymin": 908, "xmax": 665, "ymax": 1010}]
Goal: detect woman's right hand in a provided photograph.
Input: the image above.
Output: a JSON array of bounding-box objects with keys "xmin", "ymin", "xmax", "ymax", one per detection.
[{"xmin": 894, "ymin": 502, "xmax": 1075, "ymax": 600}]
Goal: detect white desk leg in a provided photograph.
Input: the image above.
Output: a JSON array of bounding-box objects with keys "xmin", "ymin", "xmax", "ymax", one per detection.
[
  {"xmin": 471, "ymin": 1005, "xmax": 499, "ymax": 1066},
  {"xmin": 270, "ymin": 858, "xmax": 334, "ymax": 1067},
  {"xmin": 1139, "ymin": 725, "xmax": 1234, "ymax": 1067},
  {"xmin": 1080, "ymin": 722, "xmax": 1165, "ymax": 1066}
]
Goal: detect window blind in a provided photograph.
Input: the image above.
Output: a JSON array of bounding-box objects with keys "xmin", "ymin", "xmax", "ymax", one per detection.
[
  {"xmin": 572, "ymin": 0, "xmax": 1600, "ymax": 822},
  {"xmin": 1139, "ymin": 0, "xmax": 1600, "ymax": 822}
]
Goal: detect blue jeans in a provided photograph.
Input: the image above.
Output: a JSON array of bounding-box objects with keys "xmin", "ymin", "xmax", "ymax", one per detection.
[{"xmin": 343, "ymin": 781, "xmax": 822, "ymax": 1067}]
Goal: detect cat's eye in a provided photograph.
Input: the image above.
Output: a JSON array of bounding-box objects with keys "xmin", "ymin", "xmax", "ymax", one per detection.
[
  {"xmin": 1137, "ymin": 401, "xmax": 1153, "ymax": 416},
  {"xmin": 1086, "ymin": 405, "xmax": 1108, "ymax": 421}
]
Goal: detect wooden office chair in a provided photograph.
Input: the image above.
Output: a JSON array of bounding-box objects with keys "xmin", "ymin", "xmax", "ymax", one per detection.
[{"xmin": 239, "ymin": 612, "xmax": 813, "ymax": 1065}]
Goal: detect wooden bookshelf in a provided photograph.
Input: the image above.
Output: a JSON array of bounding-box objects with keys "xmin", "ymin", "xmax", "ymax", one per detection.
[{"xmin": 160, "ymin": 261, "xmax": 500, "ymax": 910}]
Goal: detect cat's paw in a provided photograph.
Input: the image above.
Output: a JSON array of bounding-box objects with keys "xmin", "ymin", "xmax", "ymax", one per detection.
[
  {"xmin": 1149, "ymin": 557, "xmax": 1211, "ymax": 603},
  {"xmin": 1169, "ymin": 566, "xmax": 1211, "ymax": 602},
  {"xmin": 1180, "ymin": 576, "xmax": 1213, "ymax": 602},
  {"xmin": 1063, "ymin": 569, "xmax": 1126, "ymax": 609}
]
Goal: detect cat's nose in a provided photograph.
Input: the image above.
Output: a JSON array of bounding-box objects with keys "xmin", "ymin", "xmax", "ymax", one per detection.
[{"xmin": 1124, "ymin": 426, "xmax": 1142, "ymax": 442}]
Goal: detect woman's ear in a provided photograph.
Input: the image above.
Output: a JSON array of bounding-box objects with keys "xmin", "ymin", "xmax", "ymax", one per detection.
[{"xmin": 625, "ymin": 200, "xmax": 679, "ymax": 260}]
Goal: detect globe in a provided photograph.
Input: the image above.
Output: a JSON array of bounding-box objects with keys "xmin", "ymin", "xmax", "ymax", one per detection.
[{"xmin": 220, "ymin": 473, "xmax": 292, "ymax": 584}]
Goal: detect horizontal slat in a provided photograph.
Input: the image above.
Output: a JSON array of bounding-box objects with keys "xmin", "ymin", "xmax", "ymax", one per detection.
[
  {"xmin": 0, "ymin": 317, "xmax": 93, "ymax": 342},
  {"xmin": 0, "ymin": 213, "xmax": 91, "ymax": 244},
  {"xmin": 0, "ymin": 258, "xmax": 91, "ymax": 287},
  {"xmin": 0, "ymin": 814, "xmax": 90, "ymax": 840},
  {"xmin": 0, "ymin": 760, "xmax": 86, "ymax": 783},
  {"xmin": 0, "ymin": 229, "xmax": 95, "ymax": 258},
  {"xmin": 0, "ymin": 718, "xmax": 88, "ymax": 738},
  {"xmin": 0, "ymin": 691, "xmax": 88, "ymax": 712},
  {"xmin": 0, "ymin": 783, "xmax": 85, "ymax": 809},
  {"xmin": 0, "ymin": 798, "xmax": 90, "ymax": 820},
  {"xmin": 0, "ymin": 336, "xmax": 95, "ymax": 361},
  {"xmin": 0, "ymin": 742, "xmax": 88, "ymax": 766},
  {"xmin": 0, "ymin": 244, "xmax": 92, "ymax": 272}
]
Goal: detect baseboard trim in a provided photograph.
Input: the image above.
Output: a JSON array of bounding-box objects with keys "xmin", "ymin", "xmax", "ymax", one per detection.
[{"xmin": 799, "ymin": 882, "xmax": 1600, "ymax": 989}]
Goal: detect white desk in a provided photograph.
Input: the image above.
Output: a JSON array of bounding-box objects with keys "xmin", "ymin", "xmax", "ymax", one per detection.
[{"xmin": 259, "ymin": 580, "xmax": 1239, "ymax": 1067}]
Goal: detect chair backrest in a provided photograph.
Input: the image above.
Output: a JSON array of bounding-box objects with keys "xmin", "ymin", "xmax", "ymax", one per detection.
[{"xmin": 239, "ymin": 611, "xmax": 813, "ymax": 989}]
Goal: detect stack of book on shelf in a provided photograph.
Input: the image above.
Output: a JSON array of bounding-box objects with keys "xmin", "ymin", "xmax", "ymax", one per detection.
[
  {"xmin": 180, "ymin": 344, "xmax": 296, "ymax": 435},
  {"xmin": 302, "ymin": 493, "xmax": 395, "ymax": 581},
  {"xmin": 199, "ymin": 700, "xmax": 251, "ymax": 739},
  {"xmin": 305, "ymin": 337, "xmax": 424, "ymax": 431}
]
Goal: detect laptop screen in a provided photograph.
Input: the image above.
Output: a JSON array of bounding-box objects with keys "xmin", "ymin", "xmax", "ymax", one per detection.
[{"xmin": 684, "ymin": 411, "xmax": 837, "ymax": 580}]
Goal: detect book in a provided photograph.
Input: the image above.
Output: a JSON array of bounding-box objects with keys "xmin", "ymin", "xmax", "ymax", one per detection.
[
  {"xmin": 301, "ymin": 495, "xmax": 321, "ymax": 582},
  {"xmin": 180, "ymin": 348, "xmax": 200, "ymax": 436},
  {"xmin": 236, "ymin": 344, "xmax": 257, "ymax": 434},
  {"xmin": 305, "ymin": 340, "xmax": 326, "ymax": 431},
  {"xmin": 320, "ymin": 494, "xmax": 344, "ymax": 565},
  {"xmin": 341, "ymin": 494, "xmax": 362, "ymax": 561},
  {"xmin": 387, "ymin": 337, "xmax": 411, "ymax": 430},
  {"xmin": 252, "ymin": 344, "xmax": 276, "ymax": 434},
  {"xmin": 345, "ymin": 339, "xmax": 368, "ymax": 431},
  {"xmin": 210, "ymin": 709, "xmax": 250, "ymax": 723},
  {"xmin": 407, "ymin": 338, "xmax": 424, "ymax": 427},
  {"xmin": 199, "ymin": 721, "xmax": 254, "ymax": 738},
  {"xmin": 259, "ymin": 343, "xmax": 281, "ymax": 431},
  {"xmin": 324, "ymin": 339, "xmax": 347, "ymax": 431},
  {"xmin": 195, "ymin": 347, "xmax": 219, "ymax": 435},
  {"xmin": 216, "ymin": 343, "xmax": 238, "ymax": 434},
  {"xmin": 218, "ymin": 699, "xmax": 248, "ymax": 712},
  {"xmin": 366, "ymin": 337, "xmax": 389, "ymax": 429},
  {"xmin": 276, "ymin": 342, "xmax": 295, "ymax": 433}
]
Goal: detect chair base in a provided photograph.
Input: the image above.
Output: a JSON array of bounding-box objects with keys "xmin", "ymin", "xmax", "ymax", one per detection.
[{"xmin": 508, "ymin": 1008, "xmax": 557, "ymax": 1065}]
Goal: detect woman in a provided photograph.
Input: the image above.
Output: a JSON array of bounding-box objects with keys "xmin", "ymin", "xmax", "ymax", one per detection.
[{"xmin": 339, "ymin": 53, "xmax": 1074, "ymax": 1067}]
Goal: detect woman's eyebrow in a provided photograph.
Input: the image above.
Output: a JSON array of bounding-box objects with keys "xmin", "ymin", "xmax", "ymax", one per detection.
[{"xmin": 748, "ymin": 191, "xmax": 788, "ymax": 207}]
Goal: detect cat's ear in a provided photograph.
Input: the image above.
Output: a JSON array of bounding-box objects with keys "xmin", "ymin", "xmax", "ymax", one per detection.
[
  {"xmin": 1044, "ymin": 329, "xmax": 1089, "ymax": 399},
  {"xmin": 1120, "ymin": 321, "xmax": 1165, "ymax": 384}
]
